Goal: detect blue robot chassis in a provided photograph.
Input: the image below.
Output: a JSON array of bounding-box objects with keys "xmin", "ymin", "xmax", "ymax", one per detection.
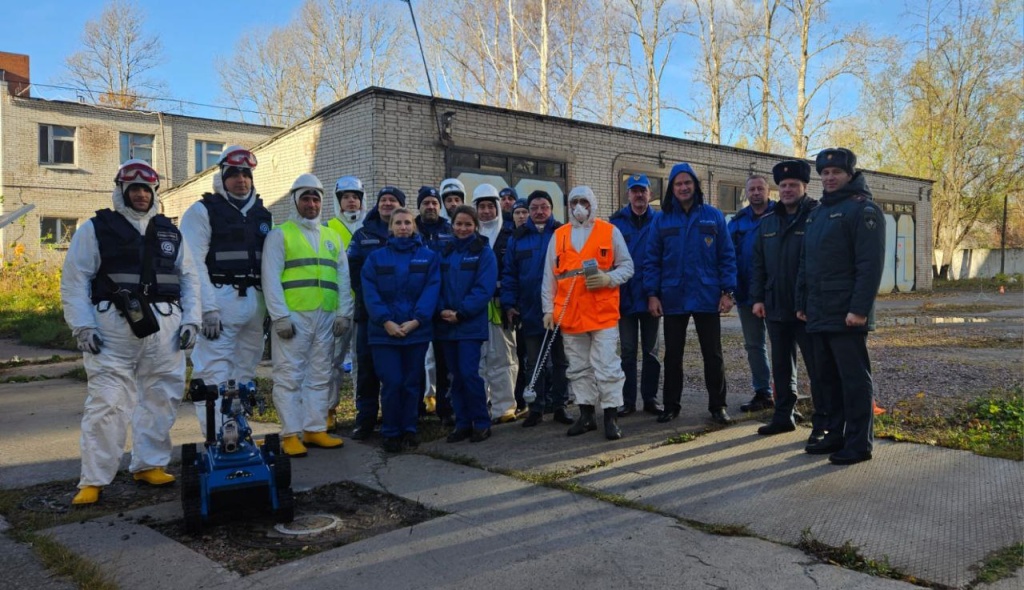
[{"xmin": 181, "ymin": 379, "xmax": 294, "ymax": 534}]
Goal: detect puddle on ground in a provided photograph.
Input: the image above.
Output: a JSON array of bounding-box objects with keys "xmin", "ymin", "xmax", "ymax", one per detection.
[{"xmin": 878, "ymin": 316, "xmax": 992, "ymax": 326}]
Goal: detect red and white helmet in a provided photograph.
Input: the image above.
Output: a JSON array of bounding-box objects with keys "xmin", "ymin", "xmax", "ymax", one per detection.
[
  {"xmin": 218, "ymin": 145, "xmax": 258, "ymax": 173},
  {"xmin": 115, "ymin": 159, "xmax": 160, "ymax": 193}
]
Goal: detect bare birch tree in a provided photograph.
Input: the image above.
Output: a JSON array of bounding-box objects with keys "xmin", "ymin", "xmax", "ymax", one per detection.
[
  {"xmin": 685, "ymin": 0, "xmax": 743, "ymax": 144},
  {"xmin": 620, "ymin": 0, "xmax": 689, "ymax": 134},
  {"xmin": 64, "ymin": 0, "xmax": 164, "ymax": 109}
]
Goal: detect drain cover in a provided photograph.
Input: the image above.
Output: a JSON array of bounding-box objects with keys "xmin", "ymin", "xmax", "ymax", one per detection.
[{"xmin": 273, "ymin": 514, "xmax": 341, "ymax": 536}]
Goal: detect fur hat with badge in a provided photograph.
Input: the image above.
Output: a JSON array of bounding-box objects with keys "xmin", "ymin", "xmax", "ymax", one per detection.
[
  {"xmin": 815, "ymin": 148, "xmax": 857, "ymax": 176},
  {"xmin": 772, "ymin": 160, "xmax": 812, "ymax": 185}
]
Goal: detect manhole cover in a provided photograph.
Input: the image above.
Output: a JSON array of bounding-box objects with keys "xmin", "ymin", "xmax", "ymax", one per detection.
[{"xmin": 274, "ymin": 514, "xmax": 341, "ymax": 536}]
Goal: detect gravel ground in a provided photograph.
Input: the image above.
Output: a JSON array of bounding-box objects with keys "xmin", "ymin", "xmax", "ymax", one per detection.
[{"xmin": 664, "ymin": 291, "xmax": 1023, "ymax": 416}]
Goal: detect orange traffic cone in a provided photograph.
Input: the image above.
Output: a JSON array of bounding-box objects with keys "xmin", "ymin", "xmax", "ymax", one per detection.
[
  {"xmin": 999, "ymin": 285, "xmax": 1006, "ymax": 295},
  {"xmin": 873, "ymin": 400, "xmax": 886, "ymax": 415}
]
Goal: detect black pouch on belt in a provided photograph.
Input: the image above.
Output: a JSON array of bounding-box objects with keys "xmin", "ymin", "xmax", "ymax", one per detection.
[{"xmin": 112, "ymin": 287, "xmax": 160, "ymax": 338}]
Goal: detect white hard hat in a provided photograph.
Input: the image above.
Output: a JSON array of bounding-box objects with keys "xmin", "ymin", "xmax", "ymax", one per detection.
[
  {"xmin": 115, "ymin": 159, "xmax": 160, "ymax": 193},
  {"xmin": 290, "ymin": 173, "xmax": 324, "ymax": 200},
  {"xmin": 440, "ymin": 178, "xmax": 466, "ymax": 197},
  {"xmin": 334, "ymin": 175, "xmax": 364, "ymax": 198},
  {"xmin": 218, "ymin": 145, "xmax": 257, "ymax": 170},
  {"xmin": 472, "ymin": 183, "xmax": 500, "ymax": 204}
]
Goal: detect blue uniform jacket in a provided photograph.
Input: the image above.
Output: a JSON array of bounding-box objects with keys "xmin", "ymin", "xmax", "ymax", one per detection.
[
  {"xmin": 609, "ymin": 205, "xmax": 660, "ymax": 316},
  {"xmin": 728, "ymin": 201, "xmax": 776, "ymax": 306},
  {"xmin": 361, "ymin": 235, "xmax": 441, "ymax": 346},
  {"xmin": 416, "ymin": 216, "xmax": 454, "ymax": 254},
  {"xmin": 347, "ymin": 208, "xmax": 390, "ymax": 322},
  {"xmin": 643, "ymin": 196, "xmax": 737, "ymax": 315},
  {"xmin": 501, "ymin": 217, "xmax": 561, "ymax": 336},
  {"xmin": 796, "ymin": 173, "xmax": 885, "ymax": 333},
  {"xmin": 437, "ymin": 234, "xmax": 497, "ymax": 342}
]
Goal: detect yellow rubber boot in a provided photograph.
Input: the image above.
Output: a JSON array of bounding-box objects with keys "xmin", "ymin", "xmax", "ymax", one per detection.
[
  {"xmin": 327, "ymin": 409, "xmax": 337, "ymax": 431},
  {"xmin": 424, "ymin": 395, "xmax": 437, "ymax": 414},
  {"xmin": 133, "ymin": 468, "xmax": 176, "ymax": 486},
  {"xmin": 281, "ymin": 434, "xmax": 308, "ymax": 457},
  {"xmin": 494, "ymin": 411, "xmax": 518, "ymax": 424},
  {"xmin": 303, "ymin": 430, "xmax": 344, "ymax": 449},
  {"xmin": 72, "ymin": 485, "xmax": 102, "ymax": 505}
]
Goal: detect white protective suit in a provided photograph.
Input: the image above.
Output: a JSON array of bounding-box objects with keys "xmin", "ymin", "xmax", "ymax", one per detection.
[
  {"xmin": 61, "ymin": 183, "xmax": 200, "ymax": 488},
  {"xmin": 541, "ymin": 186, "xmax": 633, "ymax": 409},
  {"xmin": 180, "ymin": 173, "xmax": 268, "ymax": 434},
  {"xmin": 328, "ymin": 204, "xmax": 365, "ymax": 410},
  {"xmin": 477, "ymin": 204, "xmax": 519, "ymax": 420},
  {"xmin": 262, "ymin": 179, "xmax": 354, "ymax": 437}
]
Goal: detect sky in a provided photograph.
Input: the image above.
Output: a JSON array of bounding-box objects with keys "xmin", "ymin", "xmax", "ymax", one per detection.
[{"xmin": 4, "ymin": 0, "xmax": 912, "ymax": 139}]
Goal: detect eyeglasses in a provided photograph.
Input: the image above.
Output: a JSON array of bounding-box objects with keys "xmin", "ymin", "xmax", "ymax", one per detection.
[
  {"xmin": 221, "ymin": 149, "xmax": 258, "ymax": 168},
  {"xmin": 117, "ymin": 163, "xmax": 159, "ymax": 184}
]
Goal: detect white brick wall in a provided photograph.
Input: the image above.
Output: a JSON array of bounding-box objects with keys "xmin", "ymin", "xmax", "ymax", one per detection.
[{"xmin": 160, "ymin": 88, "xmax": 935, "ymax": 291}]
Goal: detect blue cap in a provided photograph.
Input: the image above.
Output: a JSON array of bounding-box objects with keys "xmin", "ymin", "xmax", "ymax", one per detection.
[{"xmin": 626, "ymin": 174, "xmax": 650, "ymax": 189}]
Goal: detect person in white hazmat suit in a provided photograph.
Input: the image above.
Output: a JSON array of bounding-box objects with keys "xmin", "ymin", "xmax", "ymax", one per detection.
[
  {"xmin": 180, "ymin": 146, "xmax": 272, "ymax": 436},
  {"xmin": 262, "ymin": 174, "xmax": 354, "ymax": 457},
  {"xmin": 472, "ymin": 184, "xmax": 519, "ymax": 423},
  {"xmin": 326, "ymin": 175, "xmax": 367, "ymax": 430},
  {"xmin": 541, "ymin": 186, "xmax": 633, "ymax": 440},
  {"xmin": 61, "ymin": 159, "xmax": 201, "ymax": 505}
]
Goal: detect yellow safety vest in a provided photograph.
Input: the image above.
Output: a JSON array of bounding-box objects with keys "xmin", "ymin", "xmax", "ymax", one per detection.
[
  {"xmin": 327, "ymin": 217, "xmax": 356, "ymax": 251},
  {"xmin": 280, "ymin": 220, "xmax": 341, "ymax": 312}
]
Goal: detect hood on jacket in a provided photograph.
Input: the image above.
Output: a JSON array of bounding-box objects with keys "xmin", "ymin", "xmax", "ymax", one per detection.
[
  {"xmin": 212, "ymin": 171, "xmax": 256, "ymax": 203},
  {"xmin": 567, "ymin": 186, "xmax": 599, "ymax": 228},
  {"xmin": 334, "ymin": 175, "xmax": 367, "ymax": 223},
  {"xmin": 288, "ymin": 173, "xmax": 326, "ymax": 228},
  {"xmin": 662, "ymin": 162, "xmax": 705, "ymax": 213},
  {"xmin": 112, "ymin": 159, "xmax": 161, "ymax": 229}
]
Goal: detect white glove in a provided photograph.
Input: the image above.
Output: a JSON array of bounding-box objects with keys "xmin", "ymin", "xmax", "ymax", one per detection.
[
  {"xmin": 332, "ymin": 316, "xmax": 351, "ymax": 337},
  {"xmin": 76, "ymin": 329, "xmax": 102, "ymax": 354},
  {"xmin": 585, "ymin": 270, "xmax": 611, "ymax": 290},
  {"xmin": 180, "ymin": 323, "xmax": 199, "ymax": 350},
  {"xmin": 202, "ymin": 310, "xmax": 222, "ymax": 340},
  {"xmin": 543, "ymin": 313, "xmax": 555, "ymax": 331},
  {"xmin": 274, "ymin": 317, "xmax": 296, "ymax": 340}
]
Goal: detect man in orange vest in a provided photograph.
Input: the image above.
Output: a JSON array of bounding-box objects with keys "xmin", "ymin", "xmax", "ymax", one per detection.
[{"xmin": 542, "ymin": 186, "xmax": 634, "ymax": 440}]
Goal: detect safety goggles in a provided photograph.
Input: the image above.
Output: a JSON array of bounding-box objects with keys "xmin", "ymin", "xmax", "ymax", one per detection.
[
  {"xmin": 221, "ymin": 149, "xmax": 258, "ymax": 168},
  {"xmin": 117, "ymin": 163, "xmax": 159, "ymax": 184}
]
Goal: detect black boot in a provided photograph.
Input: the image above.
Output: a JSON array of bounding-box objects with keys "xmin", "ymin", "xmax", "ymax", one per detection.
[
  {"xmin": 567, "ymin": 405, "xmax": 597, "ymax": 436},
  {"xmin": 604, "ymin": 407, "xmax": 622, "ymax": 440}
]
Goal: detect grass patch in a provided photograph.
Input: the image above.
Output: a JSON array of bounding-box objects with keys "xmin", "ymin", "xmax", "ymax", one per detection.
[
  {"xmin": 871, "ymin": 325, "xmax": 1020, "ymax": 349},
  {"xmin": 0, "ymin": 255, "xmax": 74, "ymax": 350},
  {"xmin": 970, "ymin": 543, "xmax": 1024, "ymax": 586},
  {"xmin": 797, "ymin": 528, "xmax": 913, "ymax": 583},
  {"xmin": 933, "ymin": 276, "xmax": 1023, "ymax": 293},
  {"xmin": 918, "ymin": 301, "xmax": 1019, "ymax": 314},
  {"xmin": 60, "ymin": 366, "xmax": 88, "ymax": 381},
  {"xmin": 18, "ymin": 532, "xmax": 118, "ymax": 590},
  {"xmin": 874, "ymin": 388, "xmax": 1023, "ymax": 460},
  {"xmin": 664, "ymin": 432, "xmax": 699, "ymax": 445}
]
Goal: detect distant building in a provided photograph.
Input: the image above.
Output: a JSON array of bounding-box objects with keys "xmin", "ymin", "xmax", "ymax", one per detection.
[
  {"xmin": 0, "ymin": 51, "xmax": 280, "ymax": 263},
  {"xmin": 161, "ymin": 86, "xmax": 934, "ymax": 292}
]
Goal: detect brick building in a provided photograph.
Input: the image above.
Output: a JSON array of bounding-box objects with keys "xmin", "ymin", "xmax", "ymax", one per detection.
[
  {"xmin": 162, "ymin": 87, "xmax": 934, "ymax": 291},
  {"xmin": 0, "ymin": 51, "xmax": 279, "ymax": 263}
]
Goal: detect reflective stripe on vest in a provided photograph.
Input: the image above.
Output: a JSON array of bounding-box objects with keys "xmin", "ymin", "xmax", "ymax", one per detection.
[
  {"xmin": 552, "ymin": 220, "xmax": 620, "ymax": 334},
  {"xmin": 280, "ymin": 221, "xmax": 341, "ymax": 312}
]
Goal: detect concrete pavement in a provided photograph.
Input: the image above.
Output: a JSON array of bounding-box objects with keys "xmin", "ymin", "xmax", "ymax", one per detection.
[{"xmin": 0, "ymin": 375, "xmax": 1020, "ymax": 589}]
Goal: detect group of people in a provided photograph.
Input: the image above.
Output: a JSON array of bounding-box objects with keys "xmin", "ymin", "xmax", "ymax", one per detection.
[{"xmin": 60, "ymin": 144, "xmax": 883, "ymax": 506}]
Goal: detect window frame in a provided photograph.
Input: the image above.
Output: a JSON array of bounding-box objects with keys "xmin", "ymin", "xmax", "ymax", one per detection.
[
  {"xmin": 194, "ymin": 140, "xmax": 224, "ymax": 174},
  {"xmin": 39, "ymin": 216, "xmax": 78, "ymax": 248},
  {"xmin": 38, "ymin": 124, "xmax": 76, "ymax": 166},
  {"xmin": 119, "ymin": 131, "xmax": 155, "ymax": 164}
]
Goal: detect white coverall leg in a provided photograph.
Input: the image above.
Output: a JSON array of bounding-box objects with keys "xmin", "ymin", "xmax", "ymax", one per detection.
[
  {"xmin": 80, "ymin": 305, "xmax": 186, "ymax": 486},
  {"xmin": 191, "ymin": 286, "xmax": 266, "ymax": 434},
  {"xmin": 480, "ymin": 323, "xmax": 518, "ymax": 420},
  {"xmin": 562, "ymin": 327, "xmax": 624, "ymax": 410},
  {"xmin": 272, "ymin": 309, "xmax": 336, "ymax": 436},
  {"xmin": 329, "ymin": 324, "xmax": 356, "ymax": 409}
]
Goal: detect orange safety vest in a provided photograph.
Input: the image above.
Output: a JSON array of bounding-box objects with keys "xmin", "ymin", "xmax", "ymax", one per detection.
[{"xmin": 552, "ymin": 220, "xmax": 620, "ymax": 334}]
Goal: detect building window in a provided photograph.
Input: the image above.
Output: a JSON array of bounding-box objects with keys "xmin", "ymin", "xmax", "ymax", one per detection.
[
  {"xmin": 447, "ymin": 148, "xmax": 568, "ymax": 221},
  {"xmin": 195, "ymin": 140, "xmax": 224, "ymax": 173},
  {"xmin": 39, "ymin": 125, "xmax": 76, "ymax": 165},
  {"xmin": 120, "ymin": 132, "xmax": 154, "ymax": 164},
  {"xmin": 717, "ymin": 182, "xmax": 745, "ymax": 213},
  {"xmin": 40, "ymin": 217, "xmax": 78, "ymax": 247}
]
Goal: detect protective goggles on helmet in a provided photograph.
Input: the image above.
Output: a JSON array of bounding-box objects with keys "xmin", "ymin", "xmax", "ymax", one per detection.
[
  {"xmin": 116, "ymin": 162, "xmax": 159, "ymax": 185},
  {"xmin": 220, "ymin": 148, "xmax": 258, "ymax": 169}
]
